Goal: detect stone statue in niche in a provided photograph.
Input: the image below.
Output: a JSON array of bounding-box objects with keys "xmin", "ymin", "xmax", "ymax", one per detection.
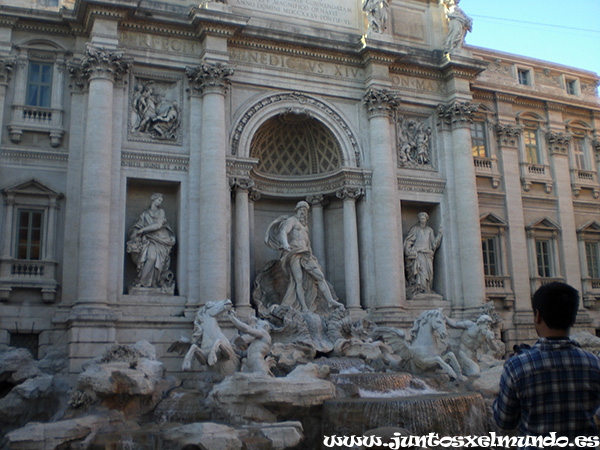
[
  {"xmin": 442, "ymin": 0, "xmax": 472, "ymax": 54},
  {"xmin": 126, "ymin": 193, "xmax": 176, "ymax": 293},
  {"xmin": 397, "ymin": 117, "xmax": 433, "ymax": 168},
  {"xmin": 131, "ymin": 81, "xmax": 181, "ymax": 141},
  {"xmin": 263, "ymin": 201, "xmax": 343, "ymax": 313},
  {"xmin": 404, "ymin": 212, "xmax": 442, "ymax": 299},
  {"xmin": 362, "ymin": 0, "xmax": 391, "ymax": 35}
]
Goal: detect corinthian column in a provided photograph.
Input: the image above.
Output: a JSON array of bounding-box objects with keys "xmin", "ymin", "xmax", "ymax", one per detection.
[
  {"xmin": 232, "ymin": 178, "xmax": 253, "ymax": 317},
  {"xmin": 186, "ymin": 63, "xmax": 234, "ymax": 304},
  {"xmin": 364, "ymin": 88, "xmax": 404, "ymax": 316},
  {"xmin": 73, "ymin": 46, "xmax": 130, "ymax": 313},
  {"xmin": 336, "ymin": 187, "xmax": 363, "ymax": 313},
  {"xmin": 437, "ymin": 101, "xmax": 485, "ymax": 308},
  {"xmin": 307, "ymin": 194, "xmax": 327, "ymax": 274}
]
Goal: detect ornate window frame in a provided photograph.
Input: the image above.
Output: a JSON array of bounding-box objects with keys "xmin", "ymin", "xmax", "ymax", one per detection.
[
  {"xmin": 577, "ymin": 220, "xmax": 600, "ymax": 308},
  {"xmin": 517, "ymin": 112, "xmax": 552, "ymax": 193},
  {"xmin": 0, "ymin": 179, "xmax": 62, "ymax": 302},
  {"xmin": 8, "ymin": 39, "xmax": 67, "ymax": 147},
  {"xmin": 566, "ymin": 119, "xmax": 599, "ymax": 198},
  {"xmin": 471, "ymin": 105, "xmax": 501, "ymax": 188},
  {"xmin": 480, "ymin": 213, "xmax": 513, "ymax": 308},
  {"xmin": 526, "ymin": 217, "xmax": 563, "ymax": 295}
]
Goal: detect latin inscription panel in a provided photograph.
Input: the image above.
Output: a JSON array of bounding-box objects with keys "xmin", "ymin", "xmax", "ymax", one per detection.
[{"xmin": 229, "ymin": 0, "xmax": 360, "ymax": 29}]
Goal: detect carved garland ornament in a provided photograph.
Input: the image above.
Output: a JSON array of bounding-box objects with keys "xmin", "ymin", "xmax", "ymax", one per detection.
[{"xmin": 231, "ymin": 92, "xmax": 362, "ymax": 167}]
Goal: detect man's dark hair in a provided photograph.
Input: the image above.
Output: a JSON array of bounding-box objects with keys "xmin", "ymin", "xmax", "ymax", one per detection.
[{"xmin": 531, "ymin": 282, "xmax": 579, "ymax": 330}]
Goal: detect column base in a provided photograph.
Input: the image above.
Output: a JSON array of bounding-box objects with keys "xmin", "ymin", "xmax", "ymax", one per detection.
[{"xmin": 368, "ymin": 306, "xmax": 408, "ymax": 327}]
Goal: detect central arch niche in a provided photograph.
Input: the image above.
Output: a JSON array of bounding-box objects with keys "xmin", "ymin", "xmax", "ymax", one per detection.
[{"xmin": 250, "ymin": 112, "xmax": 342, "ymax": 177}]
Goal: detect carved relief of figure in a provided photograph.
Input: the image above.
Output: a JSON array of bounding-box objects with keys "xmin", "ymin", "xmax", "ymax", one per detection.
[
  {"xmin": 126, "ymin": 193, "xmax": 176, "ymax": 291},
  {"xmin": 447, "ymin": 314, "xmax": 496, "ymax": 376},
  {"xmin": 442, "ymin": 0, "xmax": 473, "ymax": 54},
  {"xmin": 131, "ymin": 82, "xmax": 181, "ymax": 140},
  {"xmin": 264, "ymin": 201, "xmax": 343, "ymax": 313},
  {"xmin": 397, "ymin": 117, "xmax": 433, "ymax": 168},
  {"xmin": 363, "ymin": 0, "xmax": 391, "ymax": 34},
  {"xmin": 404, "ymin": 212, "xmax": 442, "ymax": 298}
]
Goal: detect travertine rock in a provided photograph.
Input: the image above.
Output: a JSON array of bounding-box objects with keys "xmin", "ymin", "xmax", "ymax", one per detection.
[
  {"xmin": 209, "ymin": 363, "xmax": 335, "ymax": 423},
  {"xmin": 161, "ymin": 422, "xmax": 243, "ymax": 450}
]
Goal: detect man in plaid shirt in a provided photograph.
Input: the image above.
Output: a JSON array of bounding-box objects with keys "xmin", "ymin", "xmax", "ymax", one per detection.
[{"xmin": 493, "ymin": 282, "xmax": 600, "ymax": 447}]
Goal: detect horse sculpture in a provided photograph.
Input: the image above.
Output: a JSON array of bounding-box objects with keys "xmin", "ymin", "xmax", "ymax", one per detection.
[
  {"xmin": 375, "ymin": 309, "xmax": 465, "ymax": 380},
  {"xmin": 168, "ymin": 299, "xmax": 239, "ymax": 378}
]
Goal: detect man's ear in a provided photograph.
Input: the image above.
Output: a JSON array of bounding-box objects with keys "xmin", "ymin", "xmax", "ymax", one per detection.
[{"xmin": 534, "ymin": 309, "xmax": 543, "ymax": 325}]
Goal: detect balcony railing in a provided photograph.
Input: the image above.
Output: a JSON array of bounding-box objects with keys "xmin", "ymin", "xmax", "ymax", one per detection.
[
  {"xmin": 0, "ymin": 258, "xmax": 58, "ymax": 302},
  {"xmin": 8, "ymin": 104, "xmax": 64, "ymax": 147}
]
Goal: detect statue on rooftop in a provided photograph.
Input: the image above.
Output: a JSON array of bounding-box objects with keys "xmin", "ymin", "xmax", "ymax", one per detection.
[
  {"xmin": 442, "ymin": 0, "xmax": 472, "ymax": 54},
  {"xmin": 363, "ymin": 0, "xmax": 391, "ymax": 35}
]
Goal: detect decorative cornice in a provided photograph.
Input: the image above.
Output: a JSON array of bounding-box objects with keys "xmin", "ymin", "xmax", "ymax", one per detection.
[
  {"xmin": 84, "ymin": 7, "xmax": 128, "ymax": 32},
  {"xmin": 389, "ymin": 64, "xmax": 444, "ymax": 80},
  {"xmin": 437, "ymin": 101, "xmax": 478, "ymax": 129},
  {"xmin": 250, "ymin": 168, "xmax": 371, "ymax": 198},
  {"xmin": 228, "ymin": 38, "xmax": 361, "ymax": 65},
  {"xmin": 186, "ymin": 62, "xmax": 234, "ymax": 95},
  {"xmin": 226, "ymin": 156, "xmax": 259, "ymax": 179},
  {"xmin": 197, "ymin": 23, "xmax": 238, "ymax": 38},
  {"xmin": 546, "ymin": 131, "xmax": 571, "ymax": 156},
  {"xmin": 495, "ymin": 124, "xmax": 523, "ymax": 147},
  {"xmin": 121, "ymin": 21, "xmax": 198, "ymax": 39},
  {"xmin": 363, "ymin": 88, "xmax": 400, "ymax": 118}
]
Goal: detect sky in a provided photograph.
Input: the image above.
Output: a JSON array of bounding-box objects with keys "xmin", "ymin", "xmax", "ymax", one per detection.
[{"xmin": 459, "ymin": 0, "xmax": 600, "ymax": 77}]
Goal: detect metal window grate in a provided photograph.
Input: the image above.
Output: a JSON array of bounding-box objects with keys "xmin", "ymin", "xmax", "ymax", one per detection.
[{"xmin": 10, "ymin": 333, "xmax": 39, "ymax": 359}]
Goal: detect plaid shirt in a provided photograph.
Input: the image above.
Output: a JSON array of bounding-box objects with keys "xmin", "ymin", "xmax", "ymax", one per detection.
[{"xmin": 493, "ymin": 337, "xmax": 600, "ymax": 442}]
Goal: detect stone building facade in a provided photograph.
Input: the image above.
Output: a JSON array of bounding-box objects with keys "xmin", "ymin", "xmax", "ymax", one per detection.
[{"xmin": 0, "ymin": 0, "xmax": 598, "ymax": 374}]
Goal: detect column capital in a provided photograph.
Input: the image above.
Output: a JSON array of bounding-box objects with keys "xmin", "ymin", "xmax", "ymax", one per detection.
[
  {"xmin": 186, "ymin": 62, "xmax": 234, "ymax": 96},
  {"xmin": 546, "ymin": 131, "xmax": 571, "ymax": 156},
  {"xmin": 230, "ymin": 177, "xmax": 254, "ymax": 192},
  {"xmin": 249, "ymin": 188, "xmax": 261, "ymax": 203},
  {"xmin": 336, "ymin": 187, "xmax": 364, "ymax": 201},
  {"xmin": 363, "ymin": 87, "xmax": 400, "ymax": 119},
  {"xmin": 69, "ymin": 46, "xmax": 130, "ymax": 87},
  {"xmin": 306, "ymin": 194, "xmax": 329, "ymax": 207},
  {"xmin": 593, "ymin": 137, "xmax": 600, "ymax": 153},
  {"xmin": 495, "ymin": 123, "xmax": 523, "ymax": 147},
  {"xmin": 0, "ymin": 58, "xmax": 15, "ymax": 85},
  {"xmin": 437, "ymin": 101, "xmax": 478, "ymax": 130}
]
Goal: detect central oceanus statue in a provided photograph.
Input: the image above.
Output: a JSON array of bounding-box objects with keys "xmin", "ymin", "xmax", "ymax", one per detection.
[
  {"xmin": 168, "ymin": 299, "xmax": 239, "ymax": 378},
  {"xmin": 375, "ymin": 309, "xmax": 465, "ymax": 380}
]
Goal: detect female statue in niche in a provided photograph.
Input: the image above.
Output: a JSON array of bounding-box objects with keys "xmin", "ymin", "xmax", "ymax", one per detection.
[
  {"xmin": 126, "ymin": 193, "xmax": 176, "ymax": 291},
  {"xmin": 404, "ymin": 212, "xmax": 442, "ymax": 298}
]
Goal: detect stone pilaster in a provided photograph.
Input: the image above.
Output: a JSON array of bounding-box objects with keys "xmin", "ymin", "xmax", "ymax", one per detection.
[
  {"xmin": 307, "ymin": 194, "xmax": 328, "ymax": 275},
  {"xmin": 364, "ymin": 88, "xmax": 405, "ymax": 317},
  {"xmin": 496, "ymin": 124, "xmax": 529, "ymax": 315},
  {"xmin": 0, "ymin": 58, "xmax": 14, "ymax": 143},
  {"xmin": 249, "ymin": 189, "xmax": 261, "ymax": 284},
  {"xmin": 72, "ymin": 45, "xmax": 130, "ymax": 314},
  {"xmin": 437, "ymin": 101, "xmax": 485, "ymax": 309},
  {"xmin": 232, "ymin": 178, "xmax": 254, "ymax": 317},
  {"xmin": 336, "ymin": 187, "xmax": 363, "ymax": 313},
  {"xmin": 547, "ymin": 131, "xmax": 581, "ymax": 287},
  {"xmin": 186, "ymin": 62, "xmax": 234, "ymax": 304}
]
